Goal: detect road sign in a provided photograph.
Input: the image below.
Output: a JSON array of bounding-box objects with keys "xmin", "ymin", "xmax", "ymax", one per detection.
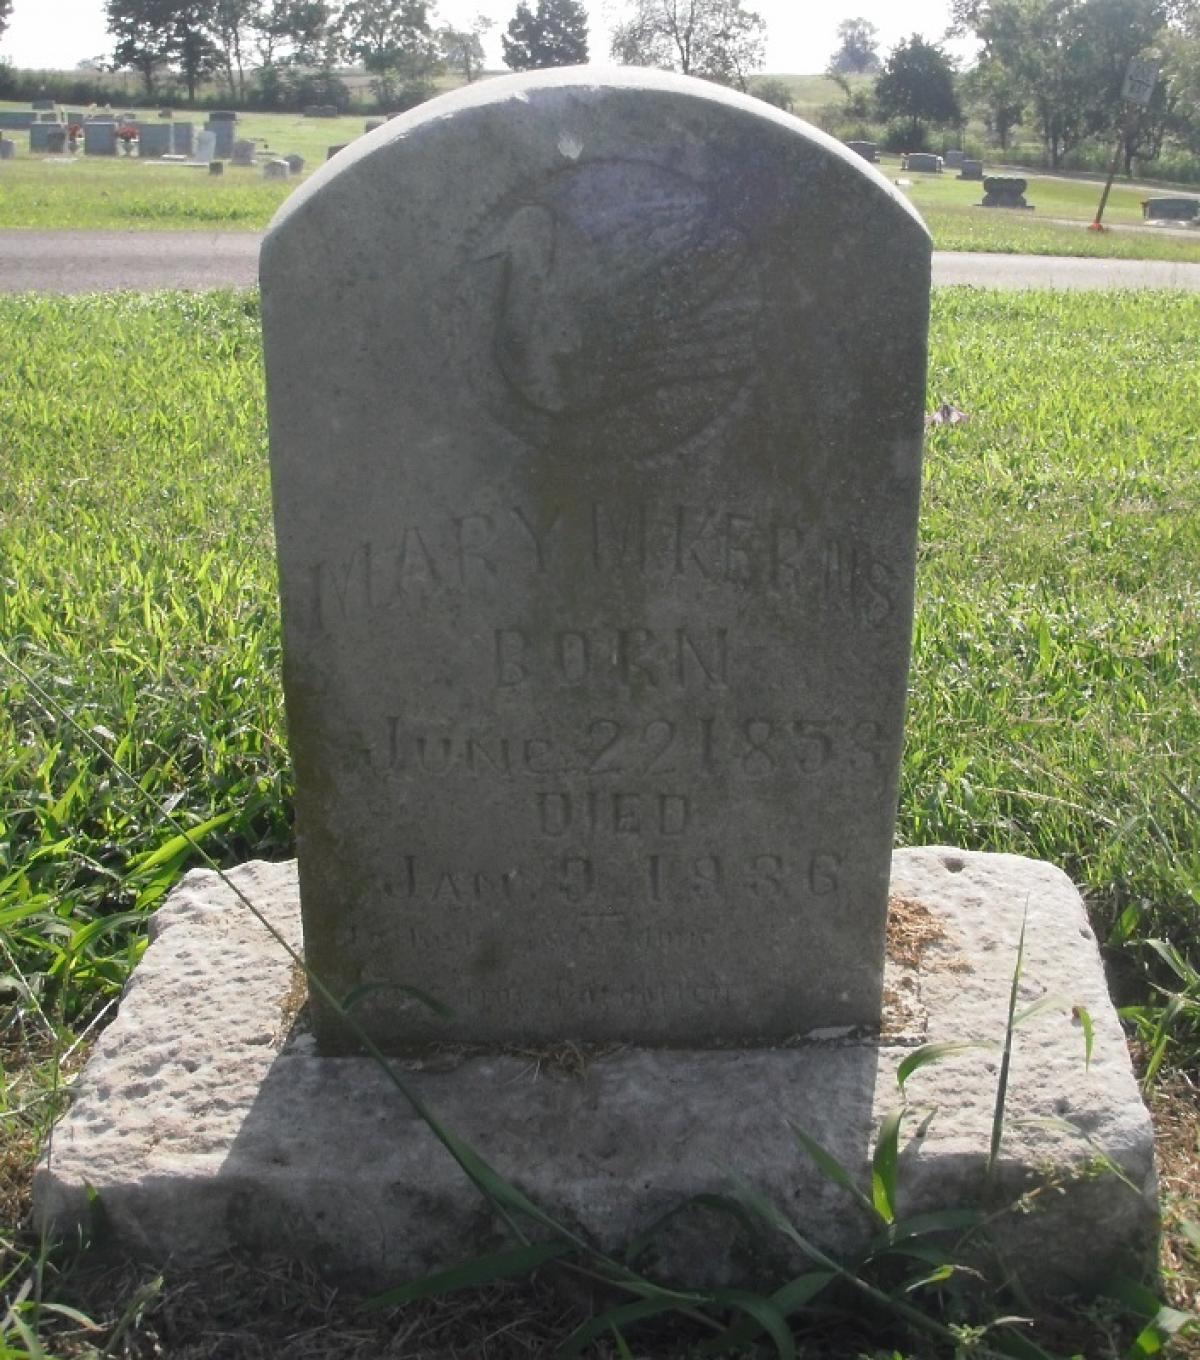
[{"xmin": 1122, "ymin": 58, "xmax": 1160, "ymax": 107}]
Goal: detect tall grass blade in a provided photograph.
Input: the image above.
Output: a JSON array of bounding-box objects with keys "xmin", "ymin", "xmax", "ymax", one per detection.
[
  {"xmin": 870, "ymin": 1109, "xmax": 904, "ymax": 1224},
  {"xmin": 987, "ymin": 901, "xmax": 1029, "ymax": 1189},
  {"xmin": 788, "ymin": 1121, "xmax": 876, "ymax": 1220},
  {"xmin": 896, "ymin": 1041, "xmax": 992, "ymax": 1093}
]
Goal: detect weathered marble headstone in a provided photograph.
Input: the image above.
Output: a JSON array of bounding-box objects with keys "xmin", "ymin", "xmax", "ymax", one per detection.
[
  {"xmin": 83, "ymin": 121, "xmax": 116, "ymax": 156},
  {"xmin": 136, "ymin": 123, "xmax": 172, "ymax": 158},
  {"xmin": 262, "ymin": 158, "xmax": 290, "ymax": 179},
  {"xmin": 194, "ymin": 129, "xmax": 216, "ymax": 163},
  {"xmin": 232, "ymin": 138, "xmax": 256, "ymax": 166},
  {"xmin": 262, "ymin": 68, "xmax": 930, "ymax": 1053}
]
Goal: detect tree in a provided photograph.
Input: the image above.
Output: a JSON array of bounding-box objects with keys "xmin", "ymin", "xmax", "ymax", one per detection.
[
  {"xmin": 610, "ymin": 0, "xmax": 765, "ymax": 90},
  {"xmin": 106, "ymin": 0, "xmax": 178, "ymax": 95},
  {"xmin": 340, "ymin": 0, "xmax": 441, "ymax": 108},
  {"xmin": 206, "ymin": 0, "xmax": 259, "ymax": 101},
  {"xmin": 949, "ymin": 0, "xmax": 1175, "ymax": 166},
  {"xmin": 961, "ymin": 55, "xmax": 1025, "ymax": 148},
  {"xmin": 170, "ymin": 1, "xmax": 219, "ymax": 102},
  {"xmin": 752, "ymin": 75, "xmax": 793, "ymax": 109},
  {"xmin": 253, "ymin": 0, "xmax": 338, "ymax": 66},
  {"xmin": 502, "ymin": 0, "xmax": 588, "ymax": 70},
  {"xmin": 828, "ymin": 17, "xmax": 880, "ymax": 74},
  {"xmin": 0, "ymin": 0, "xmax": 12, "ymax": 44},
  {"xmin": 874, "ymin": 34, "xmax": 961, "ymax": 144},
  {"xmin": 440, "ymin": 14, "xmax": 493, "ymax": 81}
]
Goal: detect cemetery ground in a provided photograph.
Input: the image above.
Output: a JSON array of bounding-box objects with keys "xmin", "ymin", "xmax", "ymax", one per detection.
[
  {"xmin": 2, "ymin": 98, "xmax": 1200, "ymax": 266},
  {"xmin": 0, "ymin": 283, "xmax": 1197, "ymax": 1357}
]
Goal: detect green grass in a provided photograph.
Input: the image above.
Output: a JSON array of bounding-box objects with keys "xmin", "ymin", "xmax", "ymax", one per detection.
[
  {"xmin": 0, "ymin": 291, "xmax": 1198, "ymax": 1354},
  {"xmin": 896, "ymin": 162, "xmax": 1200, "ymax": 262},
  {"xmin": 3, "ymin": 96, "xmax": 1200, "ymax": 259}
]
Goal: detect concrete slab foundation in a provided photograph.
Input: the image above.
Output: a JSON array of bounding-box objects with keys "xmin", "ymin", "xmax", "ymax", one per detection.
[{"xmin": 35, "ymin": 848, "xmax": 1156, "ymax": 1297}]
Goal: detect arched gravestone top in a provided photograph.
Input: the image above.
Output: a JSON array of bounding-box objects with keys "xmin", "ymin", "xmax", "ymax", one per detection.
[{"xmin": 261, "ymin": 67, "xmax": 930, "ymax": 1053}]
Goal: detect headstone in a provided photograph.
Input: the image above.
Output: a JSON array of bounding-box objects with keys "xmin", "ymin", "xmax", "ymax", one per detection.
[
  {"xmin": 957, "ymin": 158, "xmax": 983, "ymax": 181},
  {"xmin": 29, "ymin": 123, "xmax": 57, "ymax": 152},
  {"xmin": 0, "ymin": 139, "xmax": 14, "ymax": 160},
  {"xmin": 208, "ymin": 109, "xmax": 238, "ymax": 122},
  {"xmin": 209, "ymin": 160, "xmax": 224, "ymax": 176},
  {"xmin": 172, "ymin": 121, "xmax": 194, "ymax": 156},
  {"xmin": 364, "ymin": 119, "xmax": 384, "ymax": 133},
  {"xmin": 136, "ymin": 123, "xmax": 172, "ymax": 158},
  {"xmin": 0, "ymin": 112, "xmax": 36, "ymax": 129},
  {"xmin": 232, "ymin": 139, "xmax": 256, "ymax": 166},
  {"xmin": 263, "ymin": 158, "xmax": 290, "ymax": 179},
  {"xmin": 1142, "ymin": 196, "xmax": 1198, "ymax": 222},
  {"xmin": 194, "ymin": 129, "xmax": 216, "ymax": 162},
  {"xmin": 84, "ymin": 121, "xmax": 117, "ymax": 156},
  {"xmin": 285, "ymin": 153, "xmax": 305, "ymax": 175},
  {"xmin": 981, "ymin": 175, "xmax": 1031, "ymax": 209},
  {"xmin": 205, "ymin": 121, "xmax": 234, "ymax": 159},
  {"xmin": 38, "ymin": 111, "xmax": 62, "ymax": 123},
  {"xmin": 845, "ymin": 140, "xmax": 877, "ymax": 162},
  {"xmin": 325, "ymin": 143, "xmax": 347, "ymax": 160},
  {"xmin": 31, "ymin": 98, "xmax": 56, "ymax": 111},
  {"xmin": 261, "ymin": 69, "xmax": 930, "ymax": 1052},
  {"xmin": 904, "ymin": 152, "xmax": 942, "ymax": 173},
  {"xmin": 159, "ymin": 108, "xmax": 173, "ymax": 118},
  {"xmin": 943, "ymin": 149, "xmax": 964, "ymax": 168}
]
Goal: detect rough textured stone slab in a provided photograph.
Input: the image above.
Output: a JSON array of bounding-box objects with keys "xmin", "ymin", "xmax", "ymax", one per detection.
[
  {"xmin": 35, "ymin": 848, "xmax": 1156, "ymax": 1297},
  {"xmin": 261, "ymin": 68, "xmax": 931, "ymax": 1050}
]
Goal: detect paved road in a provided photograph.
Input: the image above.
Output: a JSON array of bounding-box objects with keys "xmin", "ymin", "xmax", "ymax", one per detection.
[{"xmin": 3, "ymin": 230, "xmax": 1200, "ymax": 293}]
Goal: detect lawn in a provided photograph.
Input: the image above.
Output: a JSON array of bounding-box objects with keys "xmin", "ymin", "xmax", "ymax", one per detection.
[
  {"xmin": 896, "ymin": 160, "xmax": 1200, "ymax": 262},
  {"xmin": 3, "ymin": 95, "xmax": 1200, "ymax": 261},
  {"xmin": 0, "ymin": 288, "xmax": 1197, "ymax": 1355}
]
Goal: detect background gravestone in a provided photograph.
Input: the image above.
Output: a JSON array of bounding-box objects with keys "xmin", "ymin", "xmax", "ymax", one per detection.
[
  {"xmin": 205, "ymin": 120, "xmax": 235, "ymax": 158},
  {"xmin": 136, "ymin": 123, "xmax": 172, "ymax": 158},
  {"xmin": 262, "ymin": 68, "xmax": 930, "ymax": 1052},
  {"xmin": 83, "ymin": 121, "xmax": 116, "ymax": 156}
]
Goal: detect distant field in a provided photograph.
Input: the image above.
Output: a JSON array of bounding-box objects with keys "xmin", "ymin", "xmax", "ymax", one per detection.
[{"xmin": 2, "ymin": 95, "xmax": 1199, "ymax": 259}]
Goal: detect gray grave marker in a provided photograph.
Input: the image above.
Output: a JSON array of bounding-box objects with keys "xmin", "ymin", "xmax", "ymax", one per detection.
[
  {"xmin": 137, "ymin": 123, "xmax": 172, "ymax": 158},
  {"xmin": 261, "ymin": 69, "xmax": 930, "ymax": 1053},
  {"xmin": 84, "ymin": 121, "xmax": 117, "ymax": 156}
]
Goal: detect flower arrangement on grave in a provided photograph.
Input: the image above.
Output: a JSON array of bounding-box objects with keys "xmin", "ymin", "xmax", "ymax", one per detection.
[
  {"xmin": 67, "ymin": 123, "xmax": 81, "ymax": 152},
  {"xmin": 117, "ymin": 124, "xmax": 138, "ymax": 154}
]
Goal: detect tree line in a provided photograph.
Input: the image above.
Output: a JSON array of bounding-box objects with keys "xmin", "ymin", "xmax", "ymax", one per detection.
[
  {"xmin": 27, "ymin": 0, "xmax": 770, "ymax": 111},
  {"xmin": 2, "ymin": 0, "xmax": 1198, "ymax": 176}
]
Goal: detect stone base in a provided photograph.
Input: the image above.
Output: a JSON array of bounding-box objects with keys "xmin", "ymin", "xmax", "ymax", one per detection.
[{"xmin": 35, "ymin": 849, "xmax": 1156, "ymax": 1298}]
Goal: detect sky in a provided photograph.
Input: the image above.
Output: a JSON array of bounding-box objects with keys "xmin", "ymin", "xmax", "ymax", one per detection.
[{"xmin": 2, "ymin": 0, "xmax": 975, "ymax": 76}]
